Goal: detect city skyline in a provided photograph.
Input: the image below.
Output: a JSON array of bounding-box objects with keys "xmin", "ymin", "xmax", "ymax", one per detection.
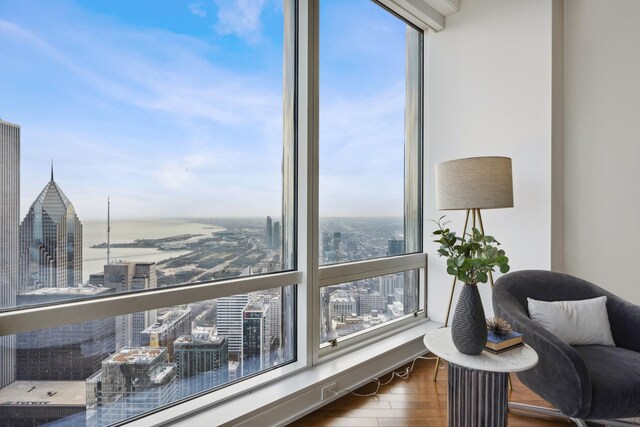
[{"xmin": 0, "ymin": 0, "xmax": 407, "ymax": 219}]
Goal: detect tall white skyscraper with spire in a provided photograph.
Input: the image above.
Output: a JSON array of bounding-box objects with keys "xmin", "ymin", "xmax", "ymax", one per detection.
[
  {"xmin": 19, "ymin": 163, "xmax": 83, "ymax": 291},
  {"xmin": 0, "ymin": 119, "xmax": 20, "ymax": 388}
]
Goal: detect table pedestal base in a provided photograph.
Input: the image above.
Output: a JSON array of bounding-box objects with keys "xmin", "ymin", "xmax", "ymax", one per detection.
[{"xmin": 448, "ymin": 362, "xmax": 508, "ymax": 427}]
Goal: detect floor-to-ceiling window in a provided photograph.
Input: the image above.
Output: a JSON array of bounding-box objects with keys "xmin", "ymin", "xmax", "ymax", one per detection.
[
  {"xmin": 0, "ymin": 1, "xmax": 427, "ymax": 425},
  {"xmin": 317, "ymin": 0, "xmax": 424, "ymax": 351}
]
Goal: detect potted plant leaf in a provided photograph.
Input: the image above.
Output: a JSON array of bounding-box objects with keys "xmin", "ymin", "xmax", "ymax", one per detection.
[{"xmin": 432, "ymin": 216, "xmax": 510, "ymax": 355}]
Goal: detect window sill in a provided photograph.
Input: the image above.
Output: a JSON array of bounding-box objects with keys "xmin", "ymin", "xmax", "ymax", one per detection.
[{"xmin": 134, "ymin": 319, "xmax": 441, "ymax": 427}]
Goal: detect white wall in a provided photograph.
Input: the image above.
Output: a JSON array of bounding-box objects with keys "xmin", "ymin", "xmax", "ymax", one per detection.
[
  {"xmin": 564, "ymin": 0, "xmax": 640, "ymax": 304},
  {"xmin": 426, "ymin": 0, "xmax": 556, "ymax": 321}
]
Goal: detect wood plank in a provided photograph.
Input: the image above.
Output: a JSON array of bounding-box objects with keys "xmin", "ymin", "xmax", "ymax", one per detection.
[
  {"xmin": 387, "ymin": 401, "xmax": 448, "ymax": 409},
  {"xmin": 377, "ymin": 418, "xmax": 448, "ymax": 426},
  {"xmin": 324, "ymin": 401, "xmax": 393, "ymax": 410},
  {"xmin": 290, "ymin": 417, "xmax": 379, "ymax": 426},
  {"xmin": 320, "ymin": 408, "xmax": 446, "ymax": 418},
  {"xmin": 289, "ymin": 355, "xmax": 568, "ymax": 426}
]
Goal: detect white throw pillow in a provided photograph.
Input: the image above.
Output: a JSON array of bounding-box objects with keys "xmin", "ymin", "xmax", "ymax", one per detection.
[{"xmin": 527, "ymin": 296, "xmax": 615, "ymax": 346}]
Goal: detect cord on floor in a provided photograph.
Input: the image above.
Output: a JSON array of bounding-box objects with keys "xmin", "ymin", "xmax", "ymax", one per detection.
[{"xmin": 350, "ymin": 354, "xmax": 438, "ymax": 397}]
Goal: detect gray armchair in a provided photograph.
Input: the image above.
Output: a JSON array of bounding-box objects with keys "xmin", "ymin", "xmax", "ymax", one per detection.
[{"xmin": 493, "ymin": 270, "xmax": 640, "ymax": 426}]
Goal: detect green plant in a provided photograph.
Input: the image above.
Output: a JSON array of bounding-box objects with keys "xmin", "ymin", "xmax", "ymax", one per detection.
[{"xmin": 432, "ymin": 215, "xmax": 510, "ymax": 285}]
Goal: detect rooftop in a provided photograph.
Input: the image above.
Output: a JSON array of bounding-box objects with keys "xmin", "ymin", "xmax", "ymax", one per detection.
[
  {"xmin": 142, "ymin": 310, "xmax": 191, "ymax": 334},
  {"xmin": 105, "ymin": 347, "xmax": 166, "ymax": 364},
  {"xmin": 243, "ymin": 303, "xmax": 268, "ymax": 312},
  {"xmin": 330, "ymin": 295, "xmax": 355, "ymax": 302},
  {"xmin": 150, "ymin": 363, "xmax": 177, "ymax": 384},
  {"xmin": 0, "ymin": 381, "xmax": 85, "ymax": 406},
  {"xmin": 175, "ymin": 334, "xmax": 226, "ymax": 345},
  {"xmin": 0, "ymin": 118, "xmax": 20, "ymax": 128},
  {"xmin": 192, "ymin": 326, "xmax": 216, "ymax": 336}
]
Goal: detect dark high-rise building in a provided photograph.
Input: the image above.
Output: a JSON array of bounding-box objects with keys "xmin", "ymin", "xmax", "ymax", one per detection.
[
  {"xmin": 174, "ymin": 334, "xmax": 228, "ymax": 398},
  {"xmin": 321, "ymin": 232, "xmax": 331, "ymax": 254},
  {"xmin": 19, "ymin": 165, "xmax": 83, "ymax": 291},
  {"xmin": 140, "ymin": 309, "xmax": 192, "ymax": 362},
  {"xmin": 387, "ymin": 238, "xmax": 405, "ymax": 256},
  {"xmin": 0, "ymin": 119, "xmax": 20, "ymax": 388},
  {"xmin": 242, "ymin": 301, "xmax": 271, "ymax": 377},
  {"xmin": 273, "ymin": 221, "xmax": 281, "ymax": 249},
  {"xmin": 265, "ymin": 216, "xmax": 273, "ymax": 248},
  {"xmin": 333, "ymin": 232, "xmax": 341, "ymax": 251},
  {"xmin": 16, "ymin": 287, "xmax": 116, "ymax": 381}
]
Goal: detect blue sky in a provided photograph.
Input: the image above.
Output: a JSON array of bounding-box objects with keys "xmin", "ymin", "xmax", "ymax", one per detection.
[{"xmin": 0, "ymin": 0, "xmax": 411, "ymax": 220}]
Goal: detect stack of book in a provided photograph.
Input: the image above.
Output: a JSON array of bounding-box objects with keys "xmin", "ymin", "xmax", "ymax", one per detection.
[{"xmin": 485, "ymin": 330, "xmax": 524, "ymax": 354}]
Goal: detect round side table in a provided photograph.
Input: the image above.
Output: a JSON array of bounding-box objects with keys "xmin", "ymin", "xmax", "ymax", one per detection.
[{"xmin": 424, "ymin": 327, "xmax": 538, "ymax": 427}]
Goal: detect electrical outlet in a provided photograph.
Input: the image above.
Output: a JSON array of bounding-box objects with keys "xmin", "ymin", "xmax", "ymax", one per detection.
[{"xmin": 321, "ymin": 382, "xmax": 337, "ymax": 400}]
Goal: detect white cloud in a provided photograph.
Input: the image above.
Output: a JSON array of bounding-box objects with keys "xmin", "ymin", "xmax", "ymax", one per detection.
[
  {"xmin": 0, "ymin": 18, "xmax": 281, "ymax": 130},
  {"xmin": 188, "ymin": 2, "xmax": 207, "ymax": 17},
  {"xmin": 214, "ymin": 0, "xmax": 267, "ymax": 42},
  {"xmin": 2, "ymin": 1, "xmax": 407, "ymax": 218},
  {"xmin": 317, "ymin": 83, "xmax": 407, "ymax": 216}
]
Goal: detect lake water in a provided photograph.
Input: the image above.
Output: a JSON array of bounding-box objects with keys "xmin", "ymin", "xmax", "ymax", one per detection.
[{"xmin": 82, "ymin": 219, "xmax": 224, "ymax": 282}]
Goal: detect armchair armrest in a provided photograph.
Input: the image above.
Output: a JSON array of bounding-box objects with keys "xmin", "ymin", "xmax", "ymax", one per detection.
[
  {"xmin": 607, "ymin": 295, "xmax": 640, "ymax": 352},
  {"xmin": 493, "ymin": 290, "xmax": 592, "ymax": 418}
]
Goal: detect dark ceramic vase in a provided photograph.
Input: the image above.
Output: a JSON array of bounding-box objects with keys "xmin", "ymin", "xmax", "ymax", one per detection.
[{"xmin": 451, "ymin": 283, "xmax": 487, "ymax": 355}]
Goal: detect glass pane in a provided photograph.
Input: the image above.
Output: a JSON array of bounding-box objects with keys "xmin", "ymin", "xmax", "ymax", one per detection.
[
  {"xmin": 0, "ymin": 286, "xmax": 295, "ymax": 426},
  {"xmin": 0, "ymin": 0, "xmax": 295, "ymax": 310},
  {"xmin": 320, "ymin": 270, "xmax": 419, "ymax": 343},
  {"xmin": 319, "ymin": 0, "xmax": 422, "ymax": 265}
]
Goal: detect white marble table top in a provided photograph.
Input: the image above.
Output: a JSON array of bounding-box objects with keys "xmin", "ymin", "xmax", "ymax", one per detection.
[{"xmin": 424, "ymin": 327, "xmax": 538, "ymax": 373}]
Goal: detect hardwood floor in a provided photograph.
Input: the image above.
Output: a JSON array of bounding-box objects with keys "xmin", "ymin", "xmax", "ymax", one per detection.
[{"xmin": 289, "ymin": 354, "xmax": 571, "ymax": 426}]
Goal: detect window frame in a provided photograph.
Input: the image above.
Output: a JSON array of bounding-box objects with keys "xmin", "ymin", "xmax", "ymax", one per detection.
[
  {"xmin": 0, "ymin": 0, "xmax": 431, "ymax": 424},
  {"xmin": 312, "ymin": 0, "xmax": 427, "ymax": 359}
]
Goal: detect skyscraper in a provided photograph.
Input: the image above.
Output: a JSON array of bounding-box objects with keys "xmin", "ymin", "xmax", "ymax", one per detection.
[
  {"xmin": 387, "ymin": 238, "xmax": 405, "ymax": 256},
  {"xmin": 253, "ymin": 290, "xmax": 281, "ymax": 353},
  {"xmin": 102, "ymin": 262, "xmax": 158, "ymax": 349},
  {"xmin": 333, "ymin": 232, "xmax": 341, "ymax": 251},
  {"xmin": 216, "ymin": 293, "xmax": 249, "ymax": 363},
  {"xmin": 241, "ymin": 300, "xmax": 271, "ymax": 377},
  {"xmin": 0, "ymin": 119, "xmax": 20, "ymax": 388},
  {"xmin": 265, "ymin": 216, "xmax": 273, "ymax": 248},
  {"xmin": 174, "ymin": 334, "xmax": 228, "ymax": 398},
  {"xmin": 86, "ymin": 347, "xmax": 177, "ymax": 426},
  {"xmin": 264, "ymin": 293, "xmax": 281, "ymax": 352},
  {"xmin": 140, "ymin": 308, "xmax": 192, "ymax": 362},
  {"xmin": 19, "ymin": 165, "xmax": 82, "ymax": 291},
  {"xmin": 273, "ymin": 221, "xmax": 281, "ymax": 249}
]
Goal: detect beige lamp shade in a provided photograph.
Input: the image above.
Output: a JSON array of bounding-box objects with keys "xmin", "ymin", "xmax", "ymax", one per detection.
[{"xmin": 435, "ymin": 156, "xmax": 513, "ymax": 210}]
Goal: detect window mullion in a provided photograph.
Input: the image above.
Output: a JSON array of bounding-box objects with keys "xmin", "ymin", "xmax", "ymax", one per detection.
[
  {"xmin": 318, "ymin": 253, "xmax": 427, "ymax": 287},
  {"xmin": 296, "ymin": 0, "xmax": 321, "ymax": 367},
  {"xmin": 0, "ymin": 271, "xmax": 301, "ymax": 336}
]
